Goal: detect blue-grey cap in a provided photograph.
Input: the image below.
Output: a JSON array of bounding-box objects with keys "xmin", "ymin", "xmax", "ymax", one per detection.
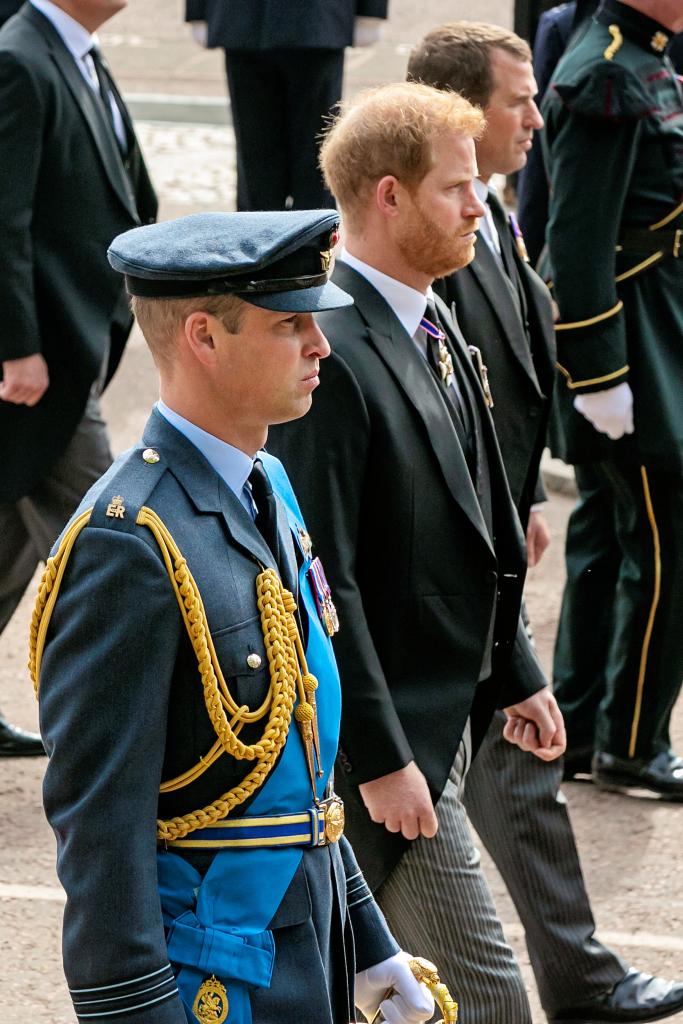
[{"xmin": 107, "ymin": 210, "xmax": 352, "ymax": 312}]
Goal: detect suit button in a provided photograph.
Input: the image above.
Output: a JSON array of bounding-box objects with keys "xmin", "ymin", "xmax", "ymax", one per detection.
[{"xmin": 338, "ymin": 750, "xmax": 353, "ymax": 773}]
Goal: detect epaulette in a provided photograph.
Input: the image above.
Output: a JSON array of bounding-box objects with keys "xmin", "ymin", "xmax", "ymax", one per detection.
[
  {"xmin": 87, "ymin": 442, "xmax": 168, "ymax": 536},
  {"xmin": 552, "ymin": 61, "xmax": 651, "ymax": 120}
]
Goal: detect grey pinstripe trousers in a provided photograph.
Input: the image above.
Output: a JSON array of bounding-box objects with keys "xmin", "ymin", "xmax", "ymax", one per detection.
[
  {"xmin": 377, "ymin": 728, "xmax": 533, "ymax": 1024},
  {"xmin": 376, "ymin": 714, "xmax": 626, "ymax": 1022}
]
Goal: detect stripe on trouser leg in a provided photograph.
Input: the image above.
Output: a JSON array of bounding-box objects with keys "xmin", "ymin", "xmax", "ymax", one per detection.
[
  {"xmin": 628, "ymin": 466, "xmax": 662, "ymax": 759},
  {"xmin": 375, "ymin": 739, "xmax": 532, "ymax": 1024}
]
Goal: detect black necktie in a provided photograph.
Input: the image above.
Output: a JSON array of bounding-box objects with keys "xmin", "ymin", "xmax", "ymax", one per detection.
[
  {"xmin": 88, "ymin": 46, "xmax": 128, "ymax": 156},
  {"xmin": 248, "ymin": 459, "xmax": 281, "ymax": 566}
]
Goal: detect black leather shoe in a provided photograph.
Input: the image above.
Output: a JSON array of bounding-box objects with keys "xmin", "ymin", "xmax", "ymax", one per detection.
[
  {"xmin": 550, "ymin": 969, "xmax": 683, "ymax": 1022},
  {"xmin": 562, "ymin": 745, "xmax": 594, "ymax": 781},
  {"xmin": 0, "ymin": 716, "xmax": 45, "ymax": 757},
  {"xmin": 593, "ymin": 750, "xmax": 683, "ymax": 800}
]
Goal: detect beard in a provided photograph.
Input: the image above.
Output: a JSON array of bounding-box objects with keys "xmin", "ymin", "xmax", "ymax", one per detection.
[{"xmin": 395, "ymin": 197, "xmax": 478, "ymax": 281}]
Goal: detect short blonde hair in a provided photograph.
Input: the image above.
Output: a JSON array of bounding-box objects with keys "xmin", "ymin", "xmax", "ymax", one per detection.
[
  {"xmin": 130, "ymin": 292, "xmax": 245, "ymax": 370},
  {"xmin": 319, "ymin": 82, "xmax": 485, "ymax": 228}
]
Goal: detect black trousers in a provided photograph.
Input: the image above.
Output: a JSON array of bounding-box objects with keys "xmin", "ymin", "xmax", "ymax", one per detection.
[
  {"xmin": 554, "ymin": 461, "xmax": 683, "ymax": 760},
  {"xmin": 224, "ymin": 48, "xmax": 343, "ymax": 211}
]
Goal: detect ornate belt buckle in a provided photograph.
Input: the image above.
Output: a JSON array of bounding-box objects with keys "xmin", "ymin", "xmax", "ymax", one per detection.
[{"xmin": 319, "ymin": 796, "xmax": 345, "ymax": 845}]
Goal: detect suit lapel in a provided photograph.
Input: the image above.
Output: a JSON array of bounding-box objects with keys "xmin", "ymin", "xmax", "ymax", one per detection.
[
  {"xmin": 468, "ymin": 233, "xmax": 541, "ymax": 391},
  {"xmin": 333, "ymin": 262, "xmax": 492, "ymax": 552},
  {"xmin": 25, "ymin": 6, "xmax": 139, "ymax": 222}
]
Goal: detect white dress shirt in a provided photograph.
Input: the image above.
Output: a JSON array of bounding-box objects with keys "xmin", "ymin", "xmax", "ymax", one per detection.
[
  {"xmin": 339, "ymin": 248, "xmax": 435, "ymax": 359},
  {"xmin": 30, "ymin": 0, "xmax": 126, "ymax": 147},
  {"xmin": 473, "ymin": 178, "xmax": 503, "ymax": 264},
  {"xmin": 156, "ymin": 400, "xmax": 256, "ymax": 517}
]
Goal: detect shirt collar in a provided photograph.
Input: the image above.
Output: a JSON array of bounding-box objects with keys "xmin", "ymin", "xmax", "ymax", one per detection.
[
  {"xmin": 30, "ymin": 0, "xmax": 97, "ymax": 60},
  {"xmin": 340, "ymin": 247, "xmax": 433, "ymax": 338},
  {"xmin": 156, "ymin": 400, "xmax": 254, "ymax": 502}
]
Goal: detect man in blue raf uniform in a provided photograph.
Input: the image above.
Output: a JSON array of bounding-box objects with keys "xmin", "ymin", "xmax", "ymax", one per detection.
[{"xmin": 31, "ymin": 210, "xmax": 436, "ymax": 1024}]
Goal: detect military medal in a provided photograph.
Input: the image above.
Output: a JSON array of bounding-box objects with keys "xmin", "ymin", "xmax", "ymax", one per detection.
[
  {"xmin": 192, "ymin": 976, "xmax": 229, "ymax": 1024},
  {"xmin": 508, "ymin": 212, "xmax": 530, "ymax": 263},
  {"xmin": 468, "ymin": 346, "xmax": 494, "ymax": 409},
  {"xmin": 420, "ymin": 316, "xmax": 455, "ymax": 388},
  {"xmin": 308, "ymin": 557, "xmax": 340, "ymax": 636}
]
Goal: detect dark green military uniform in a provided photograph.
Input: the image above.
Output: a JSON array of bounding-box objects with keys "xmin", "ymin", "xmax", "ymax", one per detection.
[{"xmin": 542, "ymin": 0, "xmax": 683, "ymax": 769}]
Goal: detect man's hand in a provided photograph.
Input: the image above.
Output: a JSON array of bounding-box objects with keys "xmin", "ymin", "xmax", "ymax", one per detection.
[
  {"xmin": 355, "ymin": 951, "xmax": 435, "ymax": 1024},
  {"xmin": 573, "ymin": 381, "xmax": 634, "ymax": 440},
  {"xmin": 526, "ymin": 508, "xmax": 550, "ymax": 568},
  {"xmin": 503, "ymin": 688, "xmax": 566, "ymax": 762},
  {"xmin": 359, "ymin": 761, "xmax": 438, "ymax": 841},
  {"xmin": 0, "ymin": 354, "xmax": 49, "ymax": 405}
]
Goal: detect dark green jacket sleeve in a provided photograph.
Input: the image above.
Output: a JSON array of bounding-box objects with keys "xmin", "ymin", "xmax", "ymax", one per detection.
[{"xmin": 544, "ymin": 64, "xmax": 648, "ymax": 393}]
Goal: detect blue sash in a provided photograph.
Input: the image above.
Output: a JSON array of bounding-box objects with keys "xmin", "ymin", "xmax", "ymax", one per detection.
[{"xmin": 158, "ymin": 454, "xmax": 342, "ymax": 1023}]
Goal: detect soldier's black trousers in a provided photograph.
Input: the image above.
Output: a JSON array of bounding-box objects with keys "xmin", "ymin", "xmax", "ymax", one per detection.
[{"xmin": 554, "ymin": 461, "xmax": 683, "ymax": 760}]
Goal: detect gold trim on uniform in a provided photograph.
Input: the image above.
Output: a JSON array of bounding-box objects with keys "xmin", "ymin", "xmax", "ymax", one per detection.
[
  {"xmin": 556, "ymin": 363, "xmax": 629, "ymax": 390},
  {"xmin": 629, "ymin": 467, "xmax": 662, "ymax": 759},
  {"xmin": 650, "ymin": 30, "xmax": 669, "ymax": 53},
  {"xmin": 615, "ymin": 251, "xmax": 664, "ymax": 282},
  {"xmin": 649, "ymin": 199, "xmax": 683, "ymax": 231},
  {"xmin": 555, "ymin": 299, "xmax": 623, "ymax": 331},
  {"xmin": 604, "ymin": 24, "xmax": 624, "ymax": 60}
]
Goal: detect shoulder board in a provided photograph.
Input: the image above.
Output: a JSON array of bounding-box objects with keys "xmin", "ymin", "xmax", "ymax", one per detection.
[
  {"xmin": 552, "ymin": 61, "xmax": 650, "ymax": 120},
  {"xmin": 87, "ymin": 443, "xmax": 168, "ymax": 535}
]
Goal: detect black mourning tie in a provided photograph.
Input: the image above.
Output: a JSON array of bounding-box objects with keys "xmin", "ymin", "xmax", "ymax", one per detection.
[
  {"xmin": 88, "ymin": 46, "xmax": 128, "ymax": 156},
  {"xmin": 248, "ymin": 459, "xmax": 281, "ymax": 565}
]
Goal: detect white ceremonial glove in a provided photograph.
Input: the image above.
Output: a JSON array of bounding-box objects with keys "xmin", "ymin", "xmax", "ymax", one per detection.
[
  {"xmin": 353, "ymin": 16, "xmax": 384, "ymax": 47},
  {"xmin": 573, "ymin": 382, "xmax": 634, "ymax": 440},
  {"xmin": 189, "ymin": 21, "xmax": 209, "ymax": 47},
  {"xmin": 355, "ymin": 951, "xmax": 435, "ymax": 1024}
]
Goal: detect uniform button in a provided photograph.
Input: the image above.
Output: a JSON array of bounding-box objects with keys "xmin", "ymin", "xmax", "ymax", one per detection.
[
  {"xmin": 142, "ymin": 448, "xmax": 160, "ymax": 464},
  {"xmin": 246, "ymin": 653, "xmax": 262, "ymax": 670}
]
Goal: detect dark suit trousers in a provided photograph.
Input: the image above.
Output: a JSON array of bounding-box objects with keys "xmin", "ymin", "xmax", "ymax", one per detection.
[
  {"xmin": 464, "ymin": 711, "xmax": 626, "ymax": 1015},
  {"xmin": 224, "ymin": 48, "xmax": 342, "ymax": 211},
  {"xmin": 0, "ymin": 396, "xmax": 112, "ymax": 641},
  {"xmin": 554, "ymin": 461, "xmax": 683, "ymax": 760}
]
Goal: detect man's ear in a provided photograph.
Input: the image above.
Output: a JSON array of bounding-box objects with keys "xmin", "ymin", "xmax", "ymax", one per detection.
[
  {"xmin": 375, "ymin": 175, "xmax": 402, "ymax": 218},
  {"xmin": 183, "ymin": 310, "xmax": 220, "ymax": 366}
]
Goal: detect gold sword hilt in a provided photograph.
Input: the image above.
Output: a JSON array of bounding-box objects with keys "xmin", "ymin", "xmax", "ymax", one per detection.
[{"xmin": 368, "ymin": 957, "xmax": 458, "ymax": 1024}]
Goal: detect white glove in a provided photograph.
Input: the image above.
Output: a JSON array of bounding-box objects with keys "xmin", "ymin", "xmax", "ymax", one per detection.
[
  {"xmin": 189, "ymin": 21, "xmax": 208, "ymax": 47},
  {"xmin": 573, "ymin": 381, "xmax": 634, "ymax": 440},
  {"xmin": 354, "ymin": 15, "xmax": 384, "ymax": 47},
  {"xmin": 355, "ymin": 951, "xmax": 435, "ymax": 1024}
]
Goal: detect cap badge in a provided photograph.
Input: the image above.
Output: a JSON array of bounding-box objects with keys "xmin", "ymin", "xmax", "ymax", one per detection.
[{"xmin": 320, "ymin": 249, "xmax": 332, "ymax": 273}]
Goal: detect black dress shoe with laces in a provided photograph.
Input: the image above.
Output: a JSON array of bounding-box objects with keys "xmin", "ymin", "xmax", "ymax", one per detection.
[
  {"xmin": 550, "ymin": 970, "xmax": 683, "ymax": 1023},
  {"xmin": 593, "ymin": 750, "xmax": 683, "ymax": 800},
  {"xmin": 0, "ymin": 716, "xmax": 45, "ymax": 757}
]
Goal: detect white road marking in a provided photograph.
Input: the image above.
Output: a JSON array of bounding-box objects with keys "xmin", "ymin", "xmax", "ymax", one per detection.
[{"xmin": 0, "ymin": 883, "xmax": 681, "ymax": 955}]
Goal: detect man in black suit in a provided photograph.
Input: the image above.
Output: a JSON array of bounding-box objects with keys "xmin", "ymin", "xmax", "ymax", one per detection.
[
  {"xmin": 269, "ymin": 81, "xmax": 567, "ymax": 1024},
  {"xmin": 0, "ymin": 0, "xmax": 157, "ymax": 755},
  {"xmin": 411, "ymin": 21, "xmax": 683, "ymax": 1024},
  {"xmin": 185, "ymin": 0, "xmax": 388, "ymax": 211}
]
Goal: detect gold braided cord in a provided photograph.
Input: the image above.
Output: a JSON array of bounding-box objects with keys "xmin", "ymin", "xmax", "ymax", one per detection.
[
  {"xmin": 28, "ymin": 503, "xmax": 317, "ymax": 842},
  {"xmin": 29, "ymin": 509, "xmax": 93, "ymax": 697}
]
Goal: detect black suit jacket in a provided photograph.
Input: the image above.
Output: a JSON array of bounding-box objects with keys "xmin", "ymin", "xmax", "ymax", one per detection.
[
  {"xmin": 185, "ymin": 0, "xmax": 388, "ymax": 51},
  {"xmin": 436, "ymin": 193, "xmax": 556, "ymax": 525},
  {"xmin": 268, "ymin": 262, "xmax": 546, "ymax": 888},
  {"xmin": 0, "ymin": 5, "xmax": 157, "ymax": 501}
]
